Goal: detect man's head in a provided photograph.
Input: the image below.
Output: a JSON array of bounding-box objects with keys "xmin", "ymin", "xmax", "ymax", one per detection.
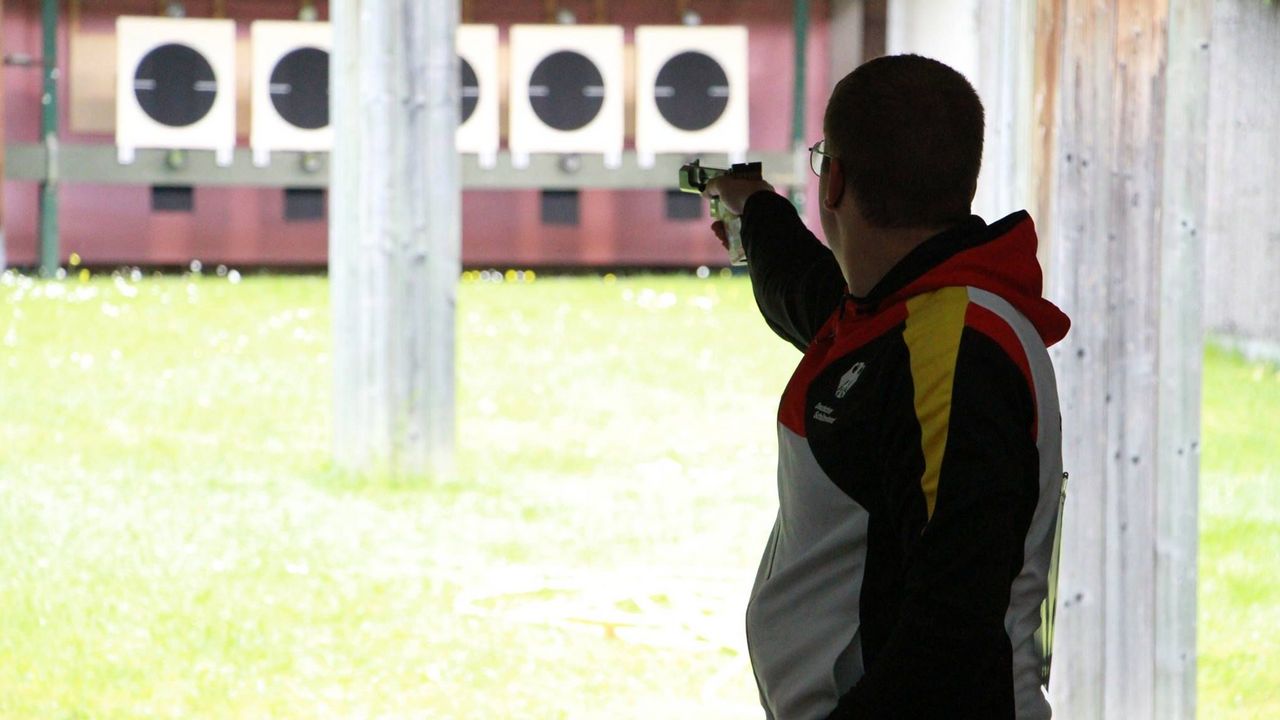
[{"xmin": 820, "ymin": 54, "xmax": 985, "ymax": 230}]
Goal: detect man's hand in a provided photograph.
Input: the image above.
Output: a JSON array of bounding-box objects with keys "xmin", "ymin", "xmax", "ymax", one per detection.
[
  {"xmin": 703, "ymin": 175, "xmax": 775, "ymax": 217},
  {"xmin": 710, "ymin": 220, "xmax": 730, "ymax": 251}
]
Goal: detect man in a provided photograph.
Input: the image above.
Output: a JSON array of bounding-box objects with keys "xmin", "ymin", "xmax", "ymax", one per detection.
[{"xmin": 705, "ymin": 55, "xmax": 1070, "ymax": 719}]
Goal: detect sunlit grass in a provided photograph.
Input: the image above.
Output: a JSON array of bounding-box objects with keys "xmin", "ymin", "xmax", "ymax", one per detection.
[
  {"xmin": 1198, "ymin": 344, "xmax": 1280, "ymax": 720},
  {"xmin": 0, "ymin": 271, "xmax": 787, "ymax": 718},
  {"xmin": 0, "ymin": 271, "xmax": 1276, "ymax": 718}
]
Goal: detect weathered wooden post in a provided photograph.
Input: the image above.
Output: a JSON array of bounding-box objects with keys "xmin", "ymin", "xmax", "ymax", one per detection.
[
  {"xmin": 329, "ymin": 0, "xmax": 460, "ymax": 478},
  {"xmin": 1041, "ymin": 0, "xmax": 1210, "ymax": 717},
  {"xmin": 826, "ymin": 0, "xmax": 864, "ymax": 80},
  {"xmin": 1204, "ymin": 1, "xmax": 1280, "ymax": 352},
  {"xmin": 848, "ymin": 4, "xmax": 1209, "ymax": 711},
  {"xmin": 883, "ymin": 0, "xmax": 1037, "ymax": 220}
]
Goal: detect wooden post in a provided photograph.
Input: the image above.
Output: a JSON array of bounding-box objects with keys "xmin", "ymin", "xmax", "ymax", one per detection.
[
  {"xmin": 827, "ymin": 0, "xmax": 864, "ymax": 83},
  {"xmin": 1204, "ymin": 2, "xmax": 1280, "ymax": 353},
  {"xmin": 329, "ymin": 0, "xmax": 460, "ymax": 478},
  {"xmin": 1041, "ymin": 0, "xmax": 1210, "ymax": 717},
  {"xmin": 883, "ymin": 0, "xmax": 1039, "ymax": 219},
  {"xmin": 974, "ymin": 0, "xmax": 1036, "ymax": 222},
  {"xmin": 789, "ymin": 0, "xmax": 810, "ymax": 214},
  {"xmin": 1154, "ymin": 1, "xmax": 1211, "ymax": 715},
  {"xmin": 860, "ymin": 0, "xmax": 887, "ymax": 62},
  {"xmin": 1030, "ymin": 0, "xmax": 1064, "ymax": 261}
]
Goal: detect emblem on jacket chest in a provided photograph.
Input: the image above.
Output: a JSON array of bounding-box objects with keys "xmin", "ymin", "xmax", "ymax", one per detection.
[{"xmin": 835, "ymin": 361, "xmax": 867, "ymax": 399}]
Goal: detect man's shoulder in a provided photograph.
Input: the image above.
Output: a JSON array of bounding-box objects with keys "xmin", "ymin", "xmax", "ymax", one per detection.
[
  {"xmin": 897, "ymin": 286, "xmax": 971, "ymax": 371},
  {"xmin": 891, "ymin": 285, "xmax": 1037, "ymax": 395}
]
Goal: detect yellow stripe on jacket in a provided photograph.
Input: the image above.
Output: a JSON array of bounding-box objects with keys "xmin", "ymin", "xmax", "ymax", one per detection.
[{"xmin": 902, "ymin": 286, "xmax": 970, "ymax": 520}]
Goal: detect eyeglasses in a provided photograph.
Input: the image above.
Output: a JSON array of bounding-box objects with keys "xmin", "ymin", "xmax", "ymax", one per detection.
[{"xmin": 809, "ymin": 139, "xmax": 837, "ymax": 177}]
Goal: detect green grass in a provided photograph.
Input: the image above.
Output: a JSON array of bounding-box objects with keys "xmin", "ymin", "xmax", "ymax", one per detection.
[
  {"xmin": 0, "ymin": 272, "xmax": 1276, "ymax": 718},
  {"xmin": 1198, "ymin": 345, "xmax": 1280, "ymax": 719}
]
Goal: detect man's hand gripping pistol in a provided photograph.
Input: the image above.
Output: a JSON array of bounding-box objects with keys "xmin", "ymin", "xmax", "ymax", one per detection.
[{"xmin": 678, "ymin": 160, "xmax": 764, "ymax": 266}]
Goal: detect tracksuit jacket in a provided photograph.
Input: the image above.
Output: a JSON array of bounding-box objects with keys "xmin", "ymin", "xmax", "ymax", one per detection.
[{"xmin": 739, "ymin": 192, "xmax": 1071, "ymax": 720}]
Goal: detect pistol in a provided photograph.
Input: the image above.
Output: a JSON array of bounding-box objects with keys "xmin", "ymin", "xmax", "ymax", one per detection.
[{"xmin": 678, "ymin": 159, "xmax": 763, "ymax": 266}]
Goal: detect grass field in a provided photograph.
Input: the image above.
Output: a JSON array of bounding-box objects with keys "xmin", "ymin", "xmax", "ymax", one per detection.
[{"xmin": 0, "ymin": 271, "xmax": 1276, "ymax": 718}]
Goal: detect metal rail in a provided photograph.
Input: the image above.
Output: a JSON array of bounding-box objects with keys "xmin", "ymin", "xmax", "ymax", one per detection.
[
  {"xmin": 38, "ymin": 0, "xmax": 58, "ymax": 276},
  {"xmin": 4, "ymin": 144, "xmax": 804, "ymax": 190}
]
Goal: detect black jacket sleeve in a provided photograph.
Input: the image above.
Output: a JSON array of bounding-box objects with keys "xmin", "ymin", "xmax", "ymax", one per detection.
[
  {"xmin": 829, "ymin": 329, "xmax": 1040, "ymax": 720},
  {"xmin": 739, "ymin": 191, "xmax": 846, "ymax": 352}
]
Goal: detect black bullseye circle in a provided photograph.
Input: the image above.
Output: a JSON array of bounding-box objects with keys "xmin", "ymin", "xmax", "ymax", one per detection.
[
  {"xmin": 528, "ymin": 51, "xmax": 605, "ymax": 131},
  {"xmin": 460, "ymin": 58, "xmax": 479, "ymax": 124},
  {"xmin": 269, "ymin": 47, "xmax": 329, "ymax": 130},
  {"xmin": 654, "ymin": 51, "xmax": 729, "ymax": 131},
  {"xmin": 133, "ymin": 43, "xmax": 217, "ymax": 128}
]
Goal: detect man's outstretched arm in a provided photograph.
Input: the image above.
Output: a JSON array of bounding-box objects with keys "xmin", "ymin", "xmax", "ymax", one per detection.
[
  {"xmin": 704, "ymin": 174, "xmax": 845, "ymax": 351},
  {"xmin": 739, "ymin": 192, "xmax": 847, "ymax": 352}
]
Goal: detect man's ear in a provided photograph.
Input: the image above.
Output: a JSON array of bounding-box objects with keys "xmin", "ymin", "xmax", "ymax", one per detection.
[{"xmin": 823, "ymin": 159, "xmax": 845, "ymax": 211}]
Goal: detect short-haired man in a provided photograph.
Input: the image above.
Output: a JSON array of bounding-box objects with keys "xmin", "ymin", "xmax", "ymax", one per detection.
[{"xmin": 706, "ymin": 54, "xmax": 1071, "ymax": 719}]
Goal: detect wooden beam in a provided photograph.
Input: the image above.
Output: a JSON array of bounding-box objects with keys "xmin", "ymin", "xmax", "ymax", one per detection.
[
  {"xmin": 1204, "ymin": 2, "xmax": 1280, "ymax": 350},
  {"xmin": 860, "ymin": 0, "xmax": 886, "ymax": 62},
  {"xmin": 1155, "ymin": 1, "xmax": 1212, "ymax": 717},
  {"xmin": 1030, "ymin": 0, "xmax": 1063, "ymax": 265},
  {"xmin": 886, "ymin": 0, "xmax": 1035, "ymax": 219},
  {"xmin": 1041, "ymin": 0, "xmax": 1209, "ymax": 717},
  {"xmin": 330, "ymin": 0, "xmax": 460, "ymax": 478},
  {"xmin": 827, "ymin": 0, "xmax": 864, "ymax": 84},
  {"xmin": 1041, "ymin": 2, "xmax": 1110, "ymax": 712},
  {"xmin": 973, "ymin": 0, "xmax": 1035, "ymax": 223}
]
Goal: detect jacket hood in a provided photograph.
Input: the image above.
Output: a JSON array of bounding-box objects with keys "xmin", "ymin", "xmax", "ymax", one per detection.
[{"xmin": 855, "ymin": 211, "xmax": 1071, "ymax": 346}]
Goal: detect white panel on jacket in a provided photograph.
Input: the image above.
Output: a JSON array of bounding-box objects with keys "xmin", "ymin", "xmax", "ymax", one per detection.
[{"xmin": 116, "ymin": 17, "xmax": 237, "ymax": 166}]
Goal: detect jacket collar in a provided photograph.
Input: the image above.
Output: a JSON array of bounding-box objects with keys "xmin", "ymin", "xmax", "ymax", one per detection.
[{"xmin": 847, "ymin": 212, "xmax": 1027, "ymax": 315}]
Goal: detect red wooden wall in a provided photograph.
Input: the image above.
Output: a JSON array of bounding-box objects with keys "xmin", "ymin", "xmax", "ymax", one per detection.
[{"xmin": 2, "ymin": 0, "xmax": 829, "ymax": 268}]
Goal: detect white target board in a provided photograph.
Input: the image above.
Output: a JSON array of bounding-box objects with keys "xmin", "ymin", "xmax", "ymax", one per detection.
[
  {"xmin": 634, "ymin": 25, "xmax": 749, "ymax": 167},
  {"xmin": 250, "ymin": 21, "xmax": 332, "ymax": 167},
  {"xmin": 116, "ymin": 16, "xmax": 237, "ymax": 166},
  {"xmin": 456, "ymin": 24, "xmax": 500, "ymax": 169},
  {"xmin": 508, "ymin": 24, "xmax": 625, "ymax": 169}
]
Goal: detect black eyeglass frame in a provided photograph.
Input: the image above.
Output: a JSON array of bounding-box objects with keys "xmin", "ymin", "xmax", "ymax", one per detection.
[{"xmin": 808, "ymin": 139, "xmax": 838, "ymax": 177}]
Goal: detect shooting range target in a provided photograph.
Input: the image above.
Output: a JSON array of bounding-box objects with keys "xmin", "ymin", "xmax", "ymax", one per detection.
[
  {"xmin": 528, "ymin": 51, "xmax": 604, "ymax": 131},
  {"xmin": 460, "ymin": 60, "xmax": 478, "ymax": 123},
  {"xmin": 134, "ymin": 44, "xmax": 217, "ymax": 126},
  {"xmin": 116, "ymin": 17, "xmax": 236, "ymax": 166},
  {"xmin": 456, "ymin": 24, "xmax": 500, "ymax": 168},
  {"xmin": 634, "ymin": 26, "xmax": 749, "ymax": 167},
  {"xmin": 269, "ymin": 48, "xmax": 327, "ymax": 129},
  {"xmin": 654, "ymin": 52, "xmax": 729, "ymax": 130},
  {"xmin": 250, "ymin": 21, "xmax": 332, "ymax": 167},
  {"xmin": 508, "ymin": 24, "xmax": 625, "ymax": 169}
]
